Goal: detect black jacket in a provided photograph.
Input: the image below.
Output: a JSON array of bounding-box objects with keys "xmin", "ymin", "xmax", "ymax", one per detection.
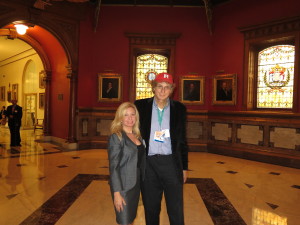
[
  {"xmin": 134, "ymin": 97, "xmax": 188, "ymax": 180},
  {"xmin": 6, "ymin": 104, "xmax": 22, "ymax": 127}
]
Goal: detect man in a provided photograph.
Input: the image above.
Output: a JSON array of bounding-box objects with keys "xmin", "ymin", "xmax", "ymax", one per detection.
[
  {"xmin": 184, "ymin": 82, "xmax": 200, "ymax": 101},
  {"xmin": 103, "ymin": 81, "xmax": 117, "ymax": 98},
  {"xmin": 6, "ymin": 99, "xmax": 22, "ymax": 147},
  {"xmin": 216, "ymin": 81, "xmax": 232, "ymax": 101},
  {"xmin": 134, "ymin": 73, "xmax": 188, "ymax": 225}
]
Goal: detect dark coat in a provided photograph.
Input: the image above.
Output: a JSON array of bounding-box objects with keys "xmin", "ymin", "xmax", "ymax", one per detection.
[
  {"xmin": 184, "ymin": 89, "xmax": 200, "ymax": 101},
  {"xmin": 134, "ymin": 97, "xmax": 188, "ymax": 181},
  {"xmin": 216, "ymin": 88, "xmax": 232, "ymax": 101},
  {"xmin": 103, "ymin": 88, "xmax": 117, "ymax": 98},
  {"xmin": 6, "ymin": 104, "xmax": 22, "ymax": 127}
]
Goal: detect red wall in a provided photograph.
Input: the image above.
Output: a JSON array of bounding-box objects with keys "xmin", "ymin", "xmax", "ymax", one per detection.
[
  {"xmin": 78, "ymin": 6, "xmax": 211, "ymax": 109},
  {"xmin": 78, "ymin": 0, "xmax": 300, "ymax": 111}
]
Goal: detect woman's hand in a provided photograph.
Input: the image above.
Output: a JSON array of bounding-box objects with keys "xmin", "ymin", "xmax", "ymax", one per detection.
[
  {"xmin": 114, "ymin": 192, "xmax": 126, "ymax": 212},
  {"xmin": 183, "ymin": 170, "xmax": 188, "ymax": 183}
]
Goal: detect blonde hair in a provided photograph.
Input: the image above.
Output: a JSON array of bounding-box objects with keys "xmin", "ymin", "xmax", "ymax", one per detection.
[{"xmin": 110, "ymin": 102, "xmax": 141, "ymax": 140}]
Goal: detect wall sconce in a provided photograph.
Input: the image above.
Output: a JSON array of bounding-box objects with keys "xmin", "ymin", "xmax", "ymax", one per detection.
[{"xmin": 14, "ymin": 24, "xmax": 29, "ymax": 35}]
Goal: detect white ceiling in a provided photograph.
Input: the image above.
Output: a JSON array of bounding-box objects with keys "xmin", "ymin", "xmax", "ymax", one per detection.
[{"xmin": 0, "ymin": 36, "xmax": 32, "ymax": 62}]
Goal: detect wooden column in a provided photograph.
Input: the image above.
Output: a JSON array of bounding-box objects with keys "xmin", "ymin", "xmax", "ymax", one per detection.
[
  {"xmin": 66, "ymin": 65, "xmax": 78, "ymax": 143},
  {"xmin": 43, "ymin": 70, "xmax": 51, "ymax": 136}
]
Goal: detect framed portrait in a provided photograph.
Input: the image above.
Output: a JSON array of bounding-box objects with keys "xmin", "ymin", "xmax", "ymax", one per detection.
[
  {"xmin": 0, "ymin": 86, "xmax": 5, "ymax": 101},
  {"xmin": 12, "ymin": 84, "xmax": 18, "ymax": 100},
  {"xmin": 98, "ymin": 72, "xmax": 122, "ymax": 102},
  {"xmin": 213, "ymin": 73, "xmax": 237, "ymax": 105},
  {"xmin": 180, "ymin": 75, "xmax": 205, "ymax": 105},
  {"xmin": 39, "ymin": 71, "xmax": 46, "ymax": 89},
  {"xmin": 7, "ymin": 91, "xmax": 11, "ymax": 102},
  {"xmin": 39, "ymin": 93, "xmax": 45, "ymax": 109}
]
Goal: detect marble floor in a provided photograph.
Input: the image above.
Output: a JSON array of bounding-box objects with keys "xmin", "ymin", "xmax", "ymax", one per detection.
[{"xmin": 0, "ymin": 126, "xmax": 300, "ymax": 225}]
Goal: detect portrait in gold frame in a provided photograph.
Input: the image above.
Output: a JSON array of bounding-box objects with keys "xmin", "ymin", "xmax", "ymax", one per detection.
[
  {"xmin": 180, "ymin": 75, "xmax": 205, "ymax": 105},
  {"xmin": 213, "ymin": 73, "xmax": 236, "ymax": 105},
  {"xmin": 98, "ymin": 72, "xmax": 122, "ymax": 102}
]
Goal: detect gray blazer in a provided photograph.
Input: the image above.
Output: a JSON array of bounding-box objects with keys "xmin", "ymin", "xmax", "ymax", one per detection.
[{"xmin": 108, "ymin": 132, "xmax": 146, "ymax": 193}]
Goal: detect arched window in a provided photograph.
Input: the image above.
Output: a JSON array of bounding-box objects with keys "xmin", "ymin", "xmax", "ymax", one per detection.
[
  {"xmin": 240, "ymin": 17, "xmax": 300, "ymax": 112},
  {"xmin": 257, "ymin": 45, "xmax": 295, "ymax": 109},
  {"xmin": 126, "ymin": 33, "xmax": 180, "ymax": 101},
  {"xmin": 135, "ymin": 54, "xmax": 168, "ymax": 100}
]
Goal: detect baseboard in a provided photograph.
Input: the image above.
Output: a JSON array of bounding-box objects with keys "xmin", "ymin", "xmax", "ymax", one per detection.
[
  {"xmin": 39, "ymin": 136, "xmax": 78, "ymax": 150},
  {"xmin": 208, "ymin": 144, "xmax": 300, "ymax": 169}
]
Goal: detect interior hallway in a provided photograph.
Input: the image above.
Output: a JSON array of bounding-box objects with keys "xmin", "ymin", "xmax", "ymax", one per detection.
[{"xmin": 0, "ymin": 127, "xmax": 299, "ymax": 225}]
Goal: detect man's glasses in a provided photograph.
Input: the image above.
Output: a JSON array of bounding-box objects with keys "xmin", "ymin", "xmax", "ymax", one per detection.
[{"xmin": 156, "ymin": 85, "xmax": 172, "ymax": 91}]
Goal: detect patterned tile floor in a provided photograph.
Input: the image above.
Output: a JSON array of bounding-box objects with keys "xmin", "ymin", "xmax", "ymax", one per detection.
[{"xmin": 0, "ymin": 126, "xmax": 300, "ymax": 225}]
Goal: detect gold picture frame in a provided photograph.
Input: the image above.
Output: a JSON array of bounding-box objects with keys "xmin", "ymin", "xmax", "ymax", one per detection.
[
  {"xmin": 39, "ymin": 71, "xmax": 46, "ymax": 89},
  {"xmin": 12, "ymin": 83, "xmax": 18, "ymax": 101},
  {"xmin": 39, "ymin": 93, "xmax": 45, "ymax": 109},
  {"xmin": 98, "ymin": 72, "xmax": 122, "ymax": 102},
  {"xmin": 213, "ymin": 73, "xmax": 237, "ymax": 105},
  {"xmin": 0, "ymin": 86, "xmax": 5, "ymax": 101},
  {"xmin": 180, "ymin": 75, "xmax": 205, "ymax": 105},
  {"xmin": 7, "ymin": 91, "xmax": 11, "ymax": 102}
]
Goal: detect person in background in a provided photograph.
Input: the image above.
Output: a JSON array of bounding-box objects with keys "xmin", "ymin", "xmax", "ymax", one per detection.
[
  {"xmin": 134, "ymin": 72, "xmax": 189, "ymax": 225},
  {"xmin": 6, "ymin": 100, "xmax": 22, "ymax": 147},
  {"xmin": 108, "ymin": 102, "xmax": 146, "ymax": 225},
  {"xmin": 0, "ymin": 106, "xmax": 7, "ymax": 125},
  {"xmin": 0, "ymin": 106, "xmax": 6, "ymax": 116}
]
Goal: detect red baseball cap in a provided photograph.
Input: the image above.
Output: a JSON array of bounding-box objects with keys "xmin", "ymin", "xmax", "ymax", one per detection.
[{"xmin": 154, "ymin": 73, "xmax": 174, "ymax": 84}]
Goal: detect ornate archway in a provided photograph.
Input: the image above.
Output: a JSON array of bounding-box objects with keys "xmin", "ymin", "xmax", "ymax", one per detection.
[{"xmin": 0, "ymin": 0, "xmax": 83, "ymax": 143}]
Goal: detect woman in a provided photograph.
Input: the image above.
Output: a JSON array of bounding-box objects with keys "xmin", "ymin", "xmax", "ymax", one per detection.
[{"xmin": 108, "ymin": 102, "xmax": 146, "ymax": 225}]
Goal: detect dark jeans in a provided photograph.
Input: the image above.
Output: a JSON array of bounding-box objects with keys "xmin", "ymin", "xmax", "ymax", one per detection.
[
  {"xmin": 141, "ymin": 155, "xmax": 184, "ymax": 225},
  {"xmin": 9, "ymin": 125, "xmax": 21, "ymax": 146}
]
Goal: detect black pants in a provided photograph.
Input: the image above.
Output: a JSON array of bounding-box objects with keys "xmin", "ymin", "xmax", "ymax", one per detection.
[
  {"xmin": 9, "ymin": 125, "xmax": 21, "ymax": 146},
  {"xmin": 141, "ymin": 155, "xmax": 184, "ymax": 225}
]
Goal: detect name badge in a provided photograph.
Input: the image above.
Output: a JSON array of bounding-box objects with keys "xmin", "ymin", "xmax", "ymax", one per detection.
[{"xmin": 154, "ymin": 129, "xmax": 170, "ymax": 142}]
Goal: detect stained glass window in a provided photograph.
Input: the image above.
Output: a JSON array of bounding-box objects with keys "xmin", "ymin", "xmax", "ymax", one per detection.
[
  {"xmin": 136, "ymin": 54, "xmax": 168, "ymax": 100},
  {"xmin": 257, "ymin": 45, "xmax": 295, "ymax": 108}
]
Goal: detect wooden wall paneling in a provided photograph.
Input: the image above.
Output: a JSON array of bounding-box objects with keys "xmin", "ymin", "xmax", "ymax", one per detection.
[{"xmin": 76, "ymin": 108, "xmax": 300, "ymax": 168}]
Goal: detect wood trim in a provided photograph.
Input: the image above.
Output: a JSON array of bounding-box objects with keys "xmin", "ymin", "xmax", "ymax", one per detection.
[
  {"xmin": 76, "ymin": 108, "xmax": 300, "ymax": 167},
  {"xmin": 125, "ymin": 32, "xmax": 181, "ymax": 102},
  {"xmin": 125, "ymin": 33, "xmax": 181, "ymax": 45},
  {"xmin": 239, "ymin": 16, "xmax": 300, "ymax": 39}
]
